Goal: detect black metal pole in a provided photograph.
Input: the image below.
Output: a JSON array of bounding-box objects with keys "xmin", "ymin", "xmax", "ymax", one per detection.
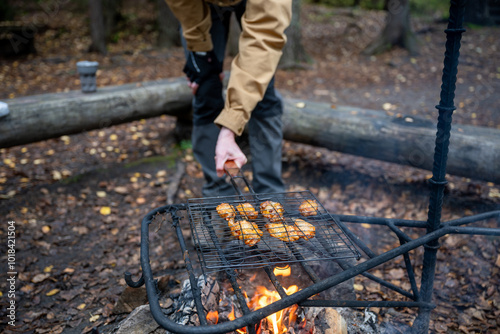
[{"xmin": 413, "ymin": 0, "xmax": 466, "ymax": 332}]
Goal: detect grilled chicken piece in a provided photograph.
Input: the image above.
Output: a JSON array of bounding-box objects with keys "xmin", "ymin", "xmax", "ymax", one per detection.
[
  {"xmin": 293, "ymin": 218, "xmax": 316, "ymax": 240},
  {"xmin": 217, "ymin": 203, "xmax": 236, "ymax": 220},
  {"xmin": 228, "ymin": 219, "xmax": 263, "ymax": 247},
  {"xmin": 299, "ymin": 199, "xmax": 319, "ymax": 217},
  {"xmin": 260, "ymin": 201, "xmax": 285, "ymax": 220},
  {"xmin": 236, "ymin": 202, "xmax": 259, "ymax": 220},
  {"xmin": 265, "ymin": 223, "xmax": 300, "ymax": 242}
]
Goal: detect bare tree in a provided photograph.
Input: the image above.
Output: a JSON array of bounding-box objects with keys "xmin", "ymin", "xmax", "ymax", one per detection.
[
  {"xmin": 157, "ymin": 0, "xmax": 180, "ymax": 48},
  {"xmin": 280, "ymin": 0, "xmax": 310, "ymax": 68},
  {"xmin": 88, "ymin": 0, "xmax": 107, "ymax": 54},
  {"xmin": 362, "ymin": 0, "xmax": 418, "ymax": 55},
  {"xmin": 88, "ymin": 0, "xmax": 122, "ymax": 54}
]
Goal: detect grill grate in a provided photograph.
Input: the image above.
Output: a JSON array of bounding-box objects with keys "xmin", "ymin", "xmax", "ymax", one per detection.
[{"xmin": 187, "ymin": 190, "xmax": 360, "ymax": 274}]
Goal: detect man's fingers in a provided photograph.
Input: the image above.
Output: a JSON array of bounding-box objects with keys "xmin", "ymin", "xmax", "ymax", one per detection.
[
  {"xmin": 215, "ymin": 155, "xmax": 228, "ymax": 178},
  {"xmin": 233, "ymin": 155, "xmax": 247, "ymax": 169}
]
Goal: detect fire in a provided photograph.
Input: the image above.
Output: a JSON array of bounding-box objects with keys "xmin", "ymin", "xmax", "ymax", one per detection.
[
  {"xmin": 206, "ymin": 310, "xmax": 218, "ymax": 324},
  {"xmin": 222, "ymin": 266, "xmax": 303, "ymax": 334},
  {"xmin": 228, "ymin": 305, "xmax": 246, "ymax": 334},
  {"xmin": 247, "ymin": 266, "xmax": 300, "ymax": 334},
  {"xmin": 273, "ymin": 265, "xmax": 291, "ymax": 277}
]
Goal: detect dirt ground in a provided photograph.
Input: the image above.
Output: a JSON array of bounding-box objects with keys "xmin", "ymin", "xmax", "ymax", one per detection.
[{"xmin": 0, "ymin": 2, "xmax": 499, "ymax": 334}]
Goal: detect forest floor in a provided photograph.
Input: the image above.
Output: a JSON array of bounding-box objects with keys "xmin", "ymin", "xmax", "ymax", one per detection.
[{"xmin": 0, "ymin": 1, "xmax": 499, "ymax": 334}]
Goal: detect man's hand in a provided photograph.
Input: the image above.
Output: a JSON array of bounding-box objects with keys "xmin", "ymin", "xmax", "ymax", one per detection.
[
  {"xmin": 187, "ymin": 72, "xmax": 225, "ymax": 95},
  {"xmin": 215, "ymin": 127, "xmax": 247, "ymax": 177},
  {"xmin": 183, "ymin": 50, "xmax": 222, "ymax": 94}
]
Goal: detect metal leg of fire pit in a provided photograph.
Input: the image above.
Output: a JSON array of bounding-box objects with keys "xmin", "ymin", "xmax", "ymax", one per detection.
[{"xmin": 413, "ymin": 0, "xmax": 466, "ymax": 331}]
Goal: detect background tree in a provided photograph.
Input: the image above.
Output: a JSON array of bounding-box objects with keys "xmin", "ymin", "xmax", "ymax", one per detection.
[
  {"xmin": 157, "ymin": 0, "xmax": 181, "ymax": 48},
  {"xmin": 88, "ymin": 0, "xmax": 107, "ymax": 54},
  {"xmin": 88, "ymin": 0, "xmax": 122, "ymax": 54},
  {"xmin": 362, "ymin": 0, "xmax": 418, "ymax": 55},
  {"xmin": 280, "ymin": 0, "xmax": 310, "ymax": 68}
]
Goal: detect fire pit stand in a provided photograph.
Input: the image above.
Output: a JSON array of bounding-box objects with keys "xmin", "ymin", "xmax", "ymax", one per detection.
[{"xmin": 125, "ymin": 1, "xmax": 500, "ymax": 333}]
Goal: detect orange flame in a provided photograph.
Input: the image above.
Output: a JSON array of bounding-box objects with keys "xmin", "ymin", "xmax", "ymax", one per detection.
[
  {"xmin": 228, "ymin": 305, "xmax": 247, "ymax": 334},
  {"xmin": 273, "ymin": 265, "xmax": 291, "ymax": 277},
  {"xmin": 206, "ymin": 310, "xmax": 219, "ymax": 324},
  {"xmin": 223, "ymin": 267, "xmax": 301, "ymax": 334},
  {"xmin": 248, "ymin": 284, "xmax": 299, "ymax": 334}
]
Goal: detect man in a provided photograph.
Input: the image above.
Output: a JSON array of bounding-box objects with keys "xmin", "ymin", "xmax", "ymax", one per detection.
[{"xmin": 164, "ymin": 0, "xmax": 292, "ymax": 196}]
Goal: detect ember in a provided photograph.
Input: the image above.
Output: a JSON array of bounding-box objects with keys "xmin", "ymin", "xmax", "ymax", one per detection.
[{"xmin": 206, "ymin": 310, "xmax": 219, "ymax": 324}]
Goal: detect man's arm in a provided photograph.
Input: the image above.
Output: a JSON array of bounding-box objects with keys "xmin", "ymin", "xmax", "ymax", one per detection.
[
  {"xmin": 163, "ymin": 0, "xmax": 213, "ymax": 52},
  {"xmin": 214, "ymin": 0, "xmax": 292, "ymax": 176},
  {"xmin": 214, "ymin": 0, "xmax": 292, "ymax": 136}
]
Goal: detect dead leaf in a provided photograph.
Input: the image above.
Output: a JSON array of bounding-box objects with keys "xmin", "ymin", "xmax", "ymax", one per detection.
[
  {"xmin": 113, "ymin": 186, "xmax": 128, "ymax": 194},
  {"xmin": 63, "ymin": 267, "xmax": 75, "ymax": 274},
  {"xmin": 21, "ymin": 284, "xmax": 34, "ymax": 293},
  {"xmin": 46, "ymin": 288, "xmax": 60, "ymax": 296},
  {"xmin": 89, "ymin": 314, "xmax": 100, "ymax": 322},
  {"xmin": 388, "ymin": 268, "xmax": 405, "ymax": 280},
  {"xmin": 96, "ymin": 191, "xmax": 107, "ymax": 198},
  {"xmin": 100, "ymin": 206, "xmax": 111, "ymax": 215},
  {"xmin": 32, "ymin": 273, "xmax": 50, "ymax": 283}
]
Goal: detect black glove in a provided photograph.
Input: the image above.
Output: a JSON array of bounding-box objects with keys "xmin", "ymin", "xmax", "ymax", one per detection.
[{"xmin": 183, "ymin": 50, "xmax": 222, "ymax": 85}]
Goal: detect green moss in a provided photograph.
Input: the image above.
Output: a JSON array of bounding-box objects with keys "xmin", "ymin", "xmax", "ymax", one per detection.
[
  {"xmin": 124, "ymin": 155, "xmax": 178, "ymax": 169},
  {"xmin": 60, "ymin": 174, "xmax": 85, "ymax": 185}
]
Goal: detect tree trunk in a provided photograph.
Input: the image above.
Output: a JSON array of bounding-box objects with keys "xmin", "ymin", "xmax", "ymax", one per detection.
[
  {"xmin": 226, "ymin": 12, "xmax": 240, "ymax": 57},
  {"xmin": 157, "ymin": 0, "xmax": 181, "ymax": 48},
  {"xmin": 2, "ymin": 79, "xmax": 500, "ymax": 184},
  {"xmin": 279, "ymin": 0, "xmax": 310, "ymax": 69},
  {"xmin": 362, "ymin": 0, "xmax": 418, "ymax": 55},
  {"xmin": 88, "ymin": 0, "xmax": 107, "ymax": 54},
  {"xmin": 103, "ymin": 0, "xmax": 122, "ymax": 40}
]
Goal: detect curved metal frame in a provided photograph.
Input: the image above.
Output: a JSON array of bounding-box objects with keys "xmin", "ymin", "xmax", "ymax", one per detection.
[{"xmin": 125, "ymin": 0, "xmax": 500, "ymax": 333}]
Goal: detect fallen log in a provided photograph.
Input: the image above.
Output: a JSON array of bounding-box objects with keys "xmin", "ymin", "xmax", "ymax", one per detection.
[
  {"xmin": 282, "ymin": 99, "xmax": 500, "ymax": 184},
  {"xmin": 0, "ymin": 78, "xmax": 193, "ymax": 148},
  {"xmin": 1, "ymin": 78, "xmax": 499, "ymax": 183}
]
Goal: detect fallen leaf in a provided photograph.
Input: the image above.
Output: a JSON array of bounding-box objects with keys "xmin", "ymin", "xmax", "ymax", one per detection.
[
  {"xmin": 488, "ymin": 188, "xmax": 500, "ymax": 198},
  {"xmin": 32, "ymin": 273, "xmax": 50, "ymax": 283},
  {"xmin": 113, "ymin": 186, "xmax": 128, "ymax": 194},
  {"xmin": 43, "ymin": 265, "xmax": 53, "ymax": 273},
  {"xmin": 63, "ymin": 267, "xmax": 75, "ymax": 274},
  {"xmin": 388, "ymin": 268, "xmax": 405, "ymax": 280},
  {"xmin": 89, "ymin": 314, "xmax": 100, "ymax": 322},
  {"xmin": 46, "ymin": 288, "xmax": 60, "ymax": 296},
  {"xmin": 52, "ymin": 170, "xmax": 62, "ymax": 180},
  {"xmin": 100, "ymin": 206, "xmax": 111, "ymax": 215},
  {"xmin": 42, "ymin": 226, "xmax": 51, "ymax": 233},
  {"xmin": 353, "ymin": 284, "xmax": 364, "ymax": 291},
  {"xmin": 77, "ymin": 303, "xmax": 86, "ymax": 310},
  {"xmin": 21, "ymin": 284, "xmax": 34, "ymax": 293},
  {"xmin": 96, "ymin": 191, "xmax": 107, "ymax": 198}
]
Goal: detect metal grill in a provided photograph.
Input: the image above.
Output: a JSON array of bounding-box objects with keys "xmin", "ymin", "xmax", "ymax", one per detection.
[{"xmin": 187, "ymin": 191, "xmax": 359, "ymax": 273}]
